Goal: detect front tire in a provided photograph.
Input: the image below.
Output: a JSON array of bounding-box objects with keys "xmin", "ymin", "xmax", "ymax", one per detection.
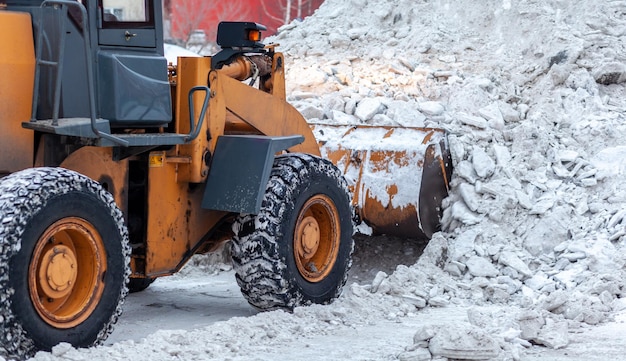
[
  {"xmin": 0, "ymin": 168, "xmax": 130, "ymax": 358},
  {"xmin": 231, "ymin": 154, "xmax": 354, "ymax": 310}
]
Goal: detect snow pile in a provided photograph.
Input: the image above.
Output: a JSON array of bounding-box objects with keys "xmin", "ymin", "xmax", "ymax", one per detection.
[
  {"xmin": 23, "ymin": 0, "xmax": 626, "ymax": 360},
  {"xmin": 271, "ymin": 0, "xmax": 626, "ymax": 357}
]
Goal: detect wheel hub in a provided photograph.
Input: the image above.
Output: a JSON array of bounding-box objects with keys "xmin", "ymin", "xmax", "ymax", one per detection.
[
  {"xmin": 39, "ymin": 245, "xmax": 78, "ymax": 299},
  {"xmin": 293, "ymin": 195, "xmax": 340, "ymax": 283},
  {"xmin": 29, "ymin": 217, "xmax": 106, "ymax": 328},
  {"xmin": 297, "ymin": 216, "xmax": 320, "ymax": 259}
]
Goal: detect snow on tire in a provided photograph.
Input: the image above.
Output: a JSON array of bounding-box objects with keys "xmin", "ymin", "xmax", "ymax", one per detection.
[
  {"xmin": 231, "ymin": 154, "xmax": 354, "ymax": 310},
  {"xmin": 0, "ymin": 167, "xmax": 131, "ymax": 359}
]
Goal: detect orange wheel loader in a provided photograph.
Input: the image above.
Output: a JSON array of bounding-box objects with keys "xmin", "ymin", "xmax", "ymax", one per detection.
[{"xmin": 0, "ymin": 0, "xmax": 452, "ymax": 357}]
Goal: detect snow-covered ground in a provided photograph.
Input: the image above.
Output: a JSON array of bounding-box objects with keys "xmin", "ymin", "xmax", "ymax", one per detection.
[{"xmin": 22, "ymin": 0, "xmax": 626, "ymax": 360}]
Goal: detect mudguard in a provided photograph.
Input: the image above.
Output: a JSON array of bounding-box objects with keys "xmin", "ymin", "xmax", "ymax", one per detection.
[{"xmin": 202, "ymin": 134, "xmax": 304, "ymax": 214}]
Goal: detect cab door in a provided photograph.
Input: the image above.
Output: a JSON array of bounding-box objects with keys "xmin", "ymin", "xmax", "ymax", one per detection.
[
  {"xmin": 96, "ymin": 0, "xmax": 171, "ymax": 127},
  {"xmin": 98, "ymin": 0, "xmax": 157, "ymax": 48}
]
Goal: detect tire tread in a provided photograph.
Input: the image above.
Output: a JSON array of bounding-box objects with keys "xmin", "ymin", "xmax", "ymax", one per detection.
[
  {"xmin": 0, "ymin": 168, "xmax": 131, "ymax": 358},
  {"xmin": 231, "ymin": 154, "xmax": 354, "ymax": 311}
]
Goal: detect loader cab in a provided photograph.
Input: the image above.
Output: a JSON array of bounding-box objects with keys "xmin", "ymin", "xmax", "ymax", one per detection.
[{"xmin": 7, "ymin": 0, "xmax": 171, "ymax": 127}]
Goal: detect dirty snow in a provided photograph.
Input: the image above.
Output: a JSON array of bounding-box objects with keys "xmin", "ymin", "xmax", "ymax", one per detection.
[
  {"xmin": 313, "ymin": 125, "xmax": 445, "ymax": 211},
  {"xmin": 22, "ymin": 0, "xmax": 626, "ymax": 360}
]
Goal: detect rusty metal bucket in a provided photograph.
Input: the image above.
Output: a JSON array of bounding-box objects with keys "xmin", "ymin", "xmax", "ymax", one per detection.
[{"xmin": 312, "ymin": 124, "xmax": 453, "ymax": 239}]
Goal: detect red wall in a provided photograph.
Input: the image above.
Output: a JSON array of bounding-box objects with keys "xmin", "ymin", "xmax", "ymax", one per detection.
[{"xmin": 168, "ymin": 0, "xmax": 324, "ymax": 44}]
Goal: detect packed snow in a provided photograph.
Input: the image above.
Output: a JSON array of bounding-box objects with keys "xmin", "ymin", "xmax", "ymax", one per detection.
[{"xmin": 20, "ymin": 0, "xmax": 626, "ymax": 360}]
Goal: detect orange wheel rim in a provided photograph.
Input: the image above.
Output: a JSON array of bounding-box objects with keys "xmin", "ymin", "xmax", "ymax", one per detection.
[
  {"xmin": 294, "ymin": 195, "xmax": 340, "ymax": 282},
  {"xmin": 28, "ymin": 217, "xmax": 106, "ymax": 328}
]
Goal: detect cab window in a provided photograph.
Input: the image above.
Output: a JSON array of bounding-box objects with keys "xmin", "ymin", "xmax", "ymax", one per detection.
[{"xmin": 101, "ymin": 0, "xmax": 153, "ymax": 28}]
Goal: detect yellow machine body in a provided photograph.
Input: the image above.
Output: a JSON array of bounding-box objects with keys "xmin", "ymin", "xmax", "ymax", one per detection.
[
  {"xmin": 0, "ymin": 11, "xmax": 35, "ymax": 175},
  {"xmin": 0, "ymin": 8, "xmax": 451, "ymax": 278}
]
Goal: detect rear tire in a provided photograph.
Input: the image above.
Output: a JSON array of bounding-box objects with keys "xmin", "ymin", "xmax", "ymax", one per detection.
[
  {"xmin": 0, "ymin": 168, "xmax": 130, "ymax": 358},
  {"xmin": 231, "ymin": 154, "xmax": 354, "ymax": 310}
]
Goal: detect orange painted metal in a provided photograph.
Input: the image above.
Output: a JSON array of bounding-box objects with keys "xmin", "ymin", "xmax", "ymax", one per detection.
[
  {"xmin": 293, "ymin": 194, "xmax": 340, "ymax": 282},
  {"xmin": 174, "ymin": 56, "xmax": 215, "ymax": 183},
  {"xmin": 218, "ymin": 56, "xmax": 254, "ymax": 81},
  {"xmin": 209, "ymin": 66, "xmax": 320, "ymax": 156},
  {"xmin": 60, "ymin": 147, "xmax": 129, "ymax": 214},
  {"xmin": 28, "ymin": 217, "xmax": 106, "ymax": 328},
  {"xmin": 314, "ymin": 124, "xmax": 451, "ymax": 239},
  {"xmin": 0, "ymin": 11, "xmax": 35, "ymax": 173},
  {"xmin": 144, "ymin": 149, "xmax": 228, "ymax": 276},
  {"xmin": 59, "ymin": 146, "xmax": 227, "ymax": 277}
]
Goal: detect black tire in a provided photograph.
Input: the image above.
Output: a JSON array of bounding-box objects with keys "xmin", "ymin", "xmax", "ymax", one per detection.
[
  {"xmin": 231, "ymin": 154, "xmax": 354, "ymax": 310},
  {"xmin": 0, "ymin": 168, "xmax": 130, "ymax": 358},
  {"xmin": 128, "ymin": 277, "xmax": 155, "ymax": 293}
]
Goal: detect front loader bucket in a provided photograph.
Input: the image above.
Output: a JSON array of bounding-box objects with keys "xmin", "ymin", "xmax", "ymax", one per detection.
[{"xmin": 312, "ymin": 125, "xmax": 453, "ymax": 239}]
